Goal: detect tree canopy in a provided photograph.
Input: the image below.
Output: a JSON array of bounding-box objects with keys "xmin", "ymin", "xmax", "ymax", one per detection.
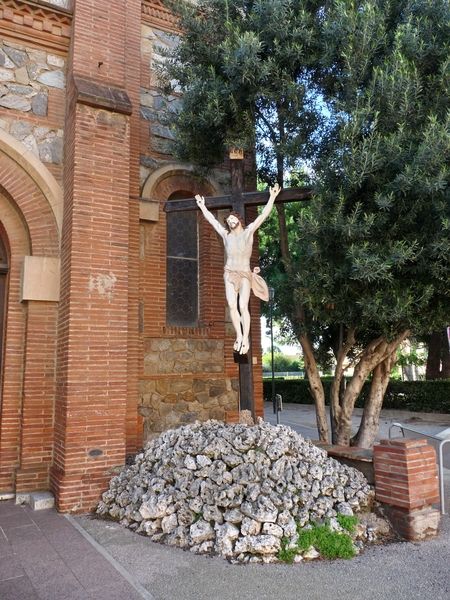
[{"xmin": 160, "ymin": 0, "xmax": 450, "ymax": 445}]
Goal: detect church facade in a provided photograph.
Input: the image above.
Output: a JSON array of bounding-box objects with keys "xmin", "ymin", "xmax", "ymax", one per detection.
[{"xmin": 0, "ymin": 0, "xmax": 264, "ymax": 511}]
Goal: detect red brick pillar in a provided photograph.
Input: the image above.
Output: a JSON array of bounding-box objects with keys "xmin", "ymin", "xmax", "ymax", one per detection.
[
  {"xmin": 51, "ymin": 0, "xmax": 135, "ymax": 512},
  {"xmin": 373, "ymin": 438, "xmax": 440, "ymax": 540}
]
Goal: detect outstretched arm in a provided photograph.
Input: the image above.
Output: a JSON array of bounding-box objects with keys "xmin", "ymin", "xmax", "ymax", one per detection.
[
  {"xmin": 195, "ymin": 195, "xmax": 228, "ymax": 239},
  {"xmin": 246, "ymin": 183, "xmax": 281, "ymax": 233}
]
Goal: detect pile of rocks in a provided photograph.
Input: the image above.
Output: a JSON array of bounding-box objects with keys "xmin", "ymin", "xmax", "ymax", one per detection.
[{"xmin": 98, "ymin": 420, "xmax": 377, "ymax": 562}]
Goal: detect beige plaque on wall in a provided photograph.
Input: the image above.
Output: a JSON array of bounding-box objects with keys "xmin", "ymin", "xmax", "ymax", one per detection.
[{"xmin": 21, "ymin": 256, "xmax": 60, "ymax": 302}]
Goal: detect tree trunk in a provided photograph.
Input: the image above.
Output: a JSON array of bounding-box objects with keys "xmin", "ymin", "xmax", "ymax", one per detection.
[
  {"xmin": 352, "ymin": 352, "xmax": 395, "ymax": 448},
  {"xmin": 335, "ymin": 330, "xmax": 410, "ymax": 445},
  {"xmin": 441, "ymin": 329, "xmax": 450, "ymax": 378},
  {"xmin": 330, "ymin": 327, "xmax": 355, "ymax": 443},
  {"xmin": 299, "ymin": 333, "xmax": 329, "ymax": 442},
  {"xmin": 426, "ymin": 331, "xmax": 442, "ymax": 380}
]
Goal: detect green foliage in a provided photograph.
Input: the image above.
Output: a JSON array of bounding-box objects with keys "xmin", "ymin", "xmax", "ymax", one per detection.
[
  {"xmin": 396, "ymin": 343, "xmax": 426, "ymax": 369},
  {"xmin": 262, "ymin": 352, "xmax": 303, "ymax": 372},
  {"xmin": 278, "ymin": 521, "xmax": 357, "ymax": 563},
  {"xmin": 277, "ymin": 537, "xmax": 298, "ymax": 564},
  {"xmin": 262, "ymin": 378, "xmax": 450, "ymax": 413},
  {"xmin": 336, "ymin": 514, "xmax": 358, "ymax": 534},
  {"xmin": 296, "ymin": 523, "xmax": 356, "ymax": 560},
  {"xmin": 160, "ymin": 0, "xmax": 322, "ymax": 178},
  {"xmin": 293, "ymin": 0, "xmax": 450, "ymax": 339}
]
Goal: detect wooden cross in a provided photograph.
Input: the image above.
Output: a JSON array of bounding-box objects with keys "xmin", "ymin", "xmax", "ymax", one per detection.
[{"xmin": 164, "ymin": 155, "xmax": 312, "ymax": 417}]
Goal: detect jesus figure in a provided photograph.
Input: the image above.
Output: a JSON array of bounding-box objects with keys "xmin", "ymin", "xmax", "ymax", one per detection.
[{"xmin": 195, "ymin": 183, "xmax": 281, "ymax": 354}]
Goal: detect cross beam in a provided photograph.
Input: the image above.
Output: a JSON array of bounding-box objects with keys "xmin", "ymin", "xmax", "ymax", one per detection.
[{"xmin": 164, "ymin": 187, "xmax": 312, "ymax": 214}]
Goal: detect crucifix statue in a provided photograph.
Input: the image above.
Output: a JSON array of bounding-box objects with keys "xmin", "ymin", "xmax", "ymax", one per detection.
[
  {"xmin": 164, "ymin": 151, "xmax": 312, "ymax": 416},
  {"xmin": 195, "ymin": 182, "xmax": 281, "ymax": 355}
]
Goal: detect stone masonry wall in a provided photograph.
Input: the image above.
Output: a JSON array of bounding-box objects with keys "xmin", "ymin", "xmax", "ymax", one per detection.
[
  {"xmin": 0, "ymin": 40, "xmax": 65, "ymax": 173},
  {"xmin": 139, "ymin": 24, "xmax": 229, "ymax": 192},
  {"xmin": 139, "ymin": 24, "xmax": 178, "ymax": 186},
  {"xmin": 140, "ymin": 338, "xmax": 239, "ymax": 440}
]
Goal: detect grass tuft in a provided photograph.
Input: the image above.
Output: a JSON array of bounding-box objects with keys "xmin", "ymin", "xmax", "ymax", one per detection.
[
  {"xmin": 277, "ymin": 537, "xmax": 298, "ymax": 564},
  {"xmin": 297, "ymin": 522, "xmax": 356, "ymax": 560},
  {"xmin": 336, "ymin": 514, "xmax": 358, "ymax": 534}
]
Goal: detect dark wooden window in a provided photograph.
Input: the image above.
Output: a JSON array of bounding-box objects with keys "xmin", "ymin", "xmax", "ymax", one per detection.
[
  {"xmin": 0, "ymin": 228, "xmax": 9, "ymax": 375},
  {"xmin": 166, "ymin": 191, "xmax": 199, "ymax": 326}
]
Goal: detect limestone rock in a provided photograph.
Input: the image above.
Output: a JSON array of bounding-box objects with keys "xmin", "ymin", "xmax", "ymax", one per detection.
[
  {"xmin": 98, "ymin": 419, "xmax": 374, "ymax": 563},
  {"xmin": 235, "ymin": 534, "xmax": 281, "ymax": 555},
  {"xmin": 190, "ymin": 520, "xmax": 214, "ymax": 544},
  {"xmin": 303, "ymin": 546, "xmax": 320, "ymax": 560}
]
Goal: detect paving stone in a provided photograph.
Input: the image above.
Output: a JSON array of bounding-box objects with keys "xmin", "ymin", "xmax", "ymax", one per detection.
[
  {"xmin": 28, "ymin": 573, "xmax": 84, "ymax": 600},
  {"xmin": 0, "ymin": 499, "xmax": 19, "ymax": 514},
  {"xmin": 0, "ymin": 554, "xmax": 25, "ymax": 581},
  {"xmin": 13, "ymin": 537, "xmax": 60, "ymax": 564},
  {"xmin": 0, "ymin": 502, "xmax": 144, "ymax": 600},
  {"xmin": 87, "ymin": 580, "xmax": 145, "ymax": 600},
  {"xmin": 68, "ymin": 554, "xmax": 128, "ymax": 590},
  {"xmin": 0, "ymin": 575, "xmax": 39, "ymax": 600},
  {"xmin": 0, "ymin": 509, "xmax": 34, "ymax": 531},
  {"xmin": 7, "ymin": 524, "xmax": 43, "ymax": 546}
]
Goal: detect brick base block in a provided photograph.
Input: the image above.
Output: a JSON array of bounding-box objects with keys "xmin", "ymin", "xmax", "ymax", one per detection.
[
  {"xmin": 381, "ymin": 505, "xmax": 440, "ymax": 541},
  {"xmin": 50, "ymin": 466, "xmax": 116, "ymax": 513}
]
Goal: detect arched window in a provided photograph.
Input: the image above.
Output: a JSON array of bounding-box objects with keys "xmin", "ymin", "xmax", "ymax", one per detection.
[
  {"xmin": 0, "ymin": 226, "xmax": 9, "ymax": 375},
  {"xmin": 166, "ymin": 191, "xmax": 199, "ymax": 326}
]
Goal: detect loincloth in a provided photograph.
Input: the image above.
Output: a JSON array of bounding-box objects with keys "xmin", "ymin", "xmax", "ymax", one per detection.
[{"xmin": 224, "ymin": 267, "xmax": 269, "ymax": 301}]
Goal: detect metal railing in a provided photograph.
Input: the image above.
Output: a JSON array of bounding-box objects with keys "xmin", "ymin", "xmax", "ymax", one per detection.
[{"xmin": 389, "ymin": 422, "xmax": 450, "ymax": 515}]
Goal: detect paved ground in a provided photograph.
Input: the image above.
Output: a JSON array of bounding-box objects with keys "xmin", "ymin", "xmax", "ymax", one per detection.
[
  {"xmin": 1, "ymin": 404, "xmax": 449, "ymax": 600},
  {"xmin": 0, "ymin": 500, "xmax": 145, "ymax": 600}
]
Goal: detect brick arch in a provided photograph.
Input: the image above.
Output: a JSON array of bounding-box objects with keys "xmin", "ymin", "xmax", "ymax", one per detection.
[
  {"xmin": 0, "ymin": 132, "xmax": 62, "ymax": 496},
  {"xmin": 141, "ymin": 163, "xmax": 223, "ymax": 202},
  {"xmin": 0, "ymin": 129, "xmax": 61, "ymax": 254}
]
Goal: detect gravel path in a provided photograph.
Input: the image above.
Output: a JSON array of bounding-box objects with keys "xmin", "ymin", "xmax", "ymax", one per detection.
[{"xmin": 76, "ymin": 510, "xmax": 450, "ymax": 600}]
